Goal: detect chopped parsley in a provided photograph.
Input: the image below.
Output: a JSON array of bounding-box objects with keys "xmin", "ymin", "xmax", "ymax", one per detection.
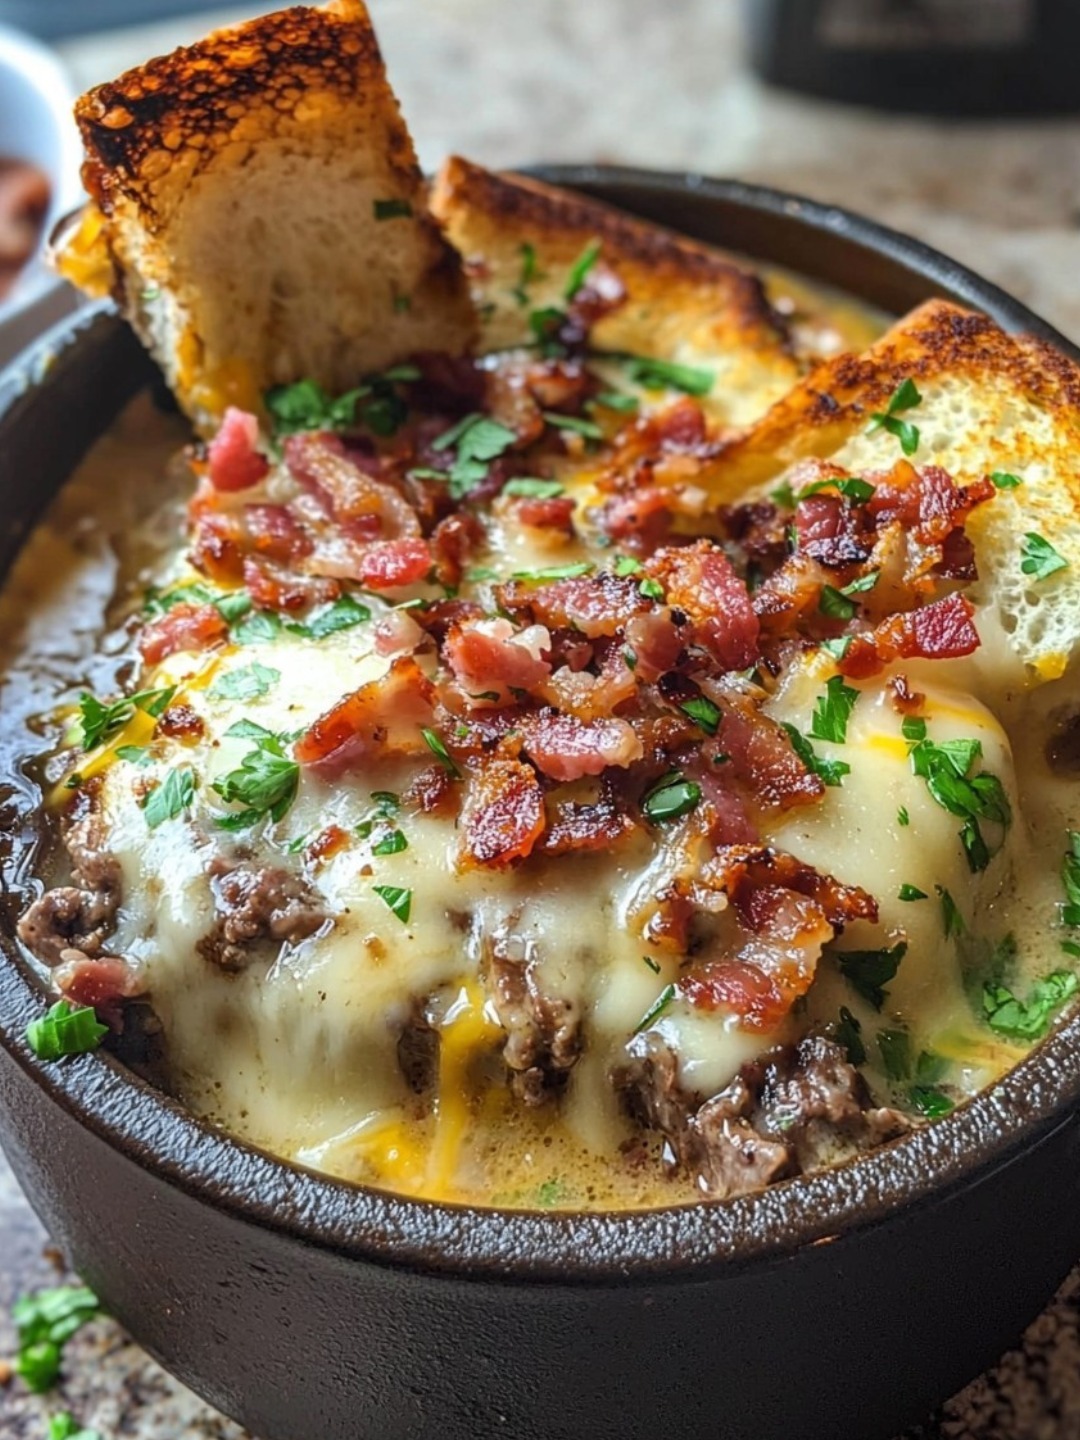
[
  {"xmin": 781, "ymin": 722, "xmax": 850, "ymax": 787},
  {"xmin": 429, "ymin": 413, "xmax": 517, "ymax": 500},
  {"xmin": 902, "ymin": 718, "xmax": 1011, "ymax": 873},
  {"xmin": 837, "ymin": 942, "xmax": 907, "ymax": 1011},
  {"xmin": 867, "ymin": 376, "xmax": 922, "ymax": 456},
  {"xmin": 593, "ymin": 388, "xmax": 639, "ymax": 414},
  {"xmin": 421, "ymin": 726, "xmax": 460, "ymax": 777},
  {"xmin": 877, "ymin": 1028, "xmax": 911, "ymax": 1082},
  {"xmin": 613, "ymin": 555, "xmax": 644, "ymax": 577},
  {"xmin": 12, "ymin": 1285, "xmax": 100, "ymax": 1394},
  {"xmin": 809, "ymin": 674, "xmax": 859, "ymax": 745},
  {"xmin": 143, "ymin": 766, "xmax": 196, "ymax": 829},
  {"xmin": 820, "ymin": 635, "xmax": 853, "ymax": 661},
  {"xmin": 938, "ymin": 885, "xmax": 965, "ymax": 940},
  {"xmin": 641, "ymin": 772, "xmax": 701, "ymax": 824},
  {"xmin": 639, "ymin": 576, "xmax": 665, "ymax": 602},
  {"xmin": 1020, "ymin": 531, "xmax": 1068, "ymax": 582},
  {"xmin": 25, "ymin": 1001, "xmax": 107, "ymax": 1062},
  {"xmin": 510, "ymin": 561, "xmax": 594, "ymax": 583},
  {"xmin": 983, "ymin": 970, "xmax": 1079, "ymax": 1041},
  {"xmin": 535, "ymin": 1177, "xmax": 565, "ymax": 1208},
  {"xmin": 910, "ymin": 1086, "xmax": 954, "ymax": 1119},
  {"xmin": 115, "ymin": 744, "xmax": 152, "ymax": 766},
  {"xmin": 799, "ymin": 475, "xmax": 875, "ymax": 503},
  {"xmin": 77, "ymin": 685, "xmax": 176, "ymax": 750},
  {"xmin": 835, "ymin": 1006, "xmax": 865, "ymax": 1065},
  {"xmin": 373, "ymin": 197, "xmax": 413, "ymax": 220},
  {"xmin": 210, "ymin": 661, "xmax": 280, "ymax": 702},
  {"xmin": 990, "ymin": 471, "xmax": 1022, "ymax": 490},
  {"xmin": 512, "ymin": 240, "xmax": 539, "ymax": 306},
  {"xmin": 898, "ymin": 883, "xmax": 927, "ymax": 901},
  {"xmin": 633, "ymin": 982, "xmax": 677, "ymax": 1034},
  {"xmin": 503, "ymin": 477, "xmax": 565, "ymax": 498},
  {"xmin": 212, "ymin": 724, "xmax": 298, "ymax": 829},
  {"xmin": 622, "ymin": 354, "xmax": 714, "ymax": 396},
  {"xmin": 231, "ymin": 610, "xmax": 282, "ymax": 646},
  {"xmin": 680, "ymin": 695, "xmax": 721, "ymax": 736},
  {"xmin": 372, "ymin": 829, "xmax": 408, "ymax": 856},
  {"xmin": 642, "ymin": 954, "xmax": 662, "ymax": 975},
  {"xmin": 543, "ymin": 411, "xmax": 604, "ymax": 443},
  {"xmin": 1062, "ymin": 831, "xmax": 1080, "ymax": 926},
  {"xmin": 286, "ymin": 593, "xmax": 371, "ymax": 640},
  {"xmin": 769, "ymin": 480, "xmax": 796, "ymax": 510},
  {"xmin": 818, "ymin": 570, "xmax": 879, "ymax": 621},
  {"xmin": 144, "ymin": 582, "xmax": 252, "ymax": 625},
  {"xmin": 373, "ymin": 884, "xmax": 412, "ymax": 925},
  {"xmin": 49, "ymin": 1416, "xmax": 103, "ymax": 1440},
  {"xmin": 564, "ymin": 238, "xmax": 602, "ymax": 299},
  {"xmin": 264, "ymin": 378, "xmax": 365, "ymax": 437},
  {"xmin": 529, "ymin": 305, "xmax": 568, "ymax": 354}
]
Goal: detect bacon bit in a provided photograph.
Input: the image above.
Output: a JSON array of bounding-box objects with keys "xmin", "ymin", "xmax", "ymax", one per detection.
[
  {"xmin": 794, "ymin": 494, "xmax": 872, "ymax": 567},
  {"xmin": 541, "ymin": 790, "xmax": 637, "ymax": 855},
  {"xmin": 243, "ymin": 556, "xmax": 340, "ymax": 613},
  {"xmin": 623, "ymin": 608, "xmax": 684, "ymax": 682},
  {"xmin": 498, "ymin": 571, "xmax": 647, "ymax": 638},
  {"xmin": 459, "ymin": 758, "xmax": 546, "ymax": 868},
  {"xmin": 54, "ymin": 950, "xmax": 144, "ymax": 1031},
  {"xmin": 704, "ymin": 845, "xmax": 879, "ymax": 929},
  {"xmin": 157, "ymin": 703, "xmax": 205, "ymax": 741},
  {"xmin": 139, "ymin": 602, "xmax": 227, "ymax": 664},
  {"xmin": 596, "ymin": 485, "xmax": 673, "ymax": 548},
  {"xmin": 689, "ymin": 765, "xmax": 758, "ymax": 846},
  {"xmin": 403, "ymin": 762, "xmax": 456, "ymax": 815},
  {"xmin": 191, "ymin": 512, "xmax": 246, "ymax": 583},
  {"xmin": 652, "ymin": 397, "xmax": 707, "ymax": 451},
  {"xmin": 207, "ymin": 408, "xmax": 269, "ymax": 492},
  {"xmin": 538, "ymin": 647, "xmax": 638, "ymax": 722},
  {"xmin": 358, "ymin": 537, "xmax": 432, "ymax": 591},
  {"xmin": 284, "ymin": 432, "xmax": 420, "ymax": 536},
  {"xmin": 697, "ymin": 678, "xmax": 824, "ymax": 810},
  {"xmin": 681, "ymin": 960, "xmax": 789, "ymax": 1032},
  {"xmin": 430, "ymin": 512, "xmax": 484, "ymax": 589},
  {"xmin": 523, "ymin": 358, "xmax": 591, "ymax": 413},
  {"xmin": 645, "ymin": 541, "xmax": 759, "ymax": 671},
  {"xmin": 445, "ymin": 618, "xmax": 551, "ymax": 706},
  {"xmin": 519, "ymin": 709, "xmax": 643, "ymax": 782},
  {"xmin": 866, "ymin": 462, "xmax": 994, "ymax": 547},
  {"xmin": 889, "ymin": 674, "xmax": 925, "ymax": 715},
  {"xmin": 309, "ymin": 824, "xmax": 349, "ymax": 862},
  {"xmin": 839, "ymin": 593, "xmax": 981, "ymax": 679},
  {"xmin": 411, "ymin": 597, "xmax": 485, "ymax": 646},
  {"xmin": 295, "ymin": 656, "xmax": 434, "ymax": 767},
  {"xmin": 515, "ymin": 495, "xmax": 576, "ymax": 531},
  {"xmin": 373, "ymin": 608, "xmax": 426, "ymax": 658},
  {"xmin": 243, "ymin": 503, "xmax": 313, "ymax": 563}
]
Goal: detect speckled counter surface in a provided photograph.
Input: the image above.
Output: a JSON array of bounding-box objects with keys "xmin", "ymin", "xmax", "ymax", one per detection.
[{"xmin": 4, "ymin": 1, "xmax": 1080, "ymax": 1436}]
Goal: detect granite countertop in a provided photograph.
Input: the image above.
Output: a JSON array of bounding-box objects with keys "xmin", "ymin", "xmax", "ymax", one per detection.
[{"xmin": 4, "ymin": 1, "xmax": 1080, "ymax": 1436}]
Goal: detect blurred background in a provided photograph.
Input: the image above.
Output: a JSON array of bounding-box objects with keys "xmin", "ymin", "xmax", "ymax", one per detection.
[
  {"xmin": 0, "ymin": 0, "xmax": 1079, "ymax": 364},
  {"xmin": 3, "ymin": 3, "xmax": 1080, "ymax": 1437}
]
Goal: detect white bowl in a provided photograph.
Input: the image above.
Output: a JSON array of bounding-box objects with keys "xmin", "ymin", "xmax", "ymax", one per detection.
[{"xmin": 0, "ymin": 24, "xmax": 83, "ymax": 364}]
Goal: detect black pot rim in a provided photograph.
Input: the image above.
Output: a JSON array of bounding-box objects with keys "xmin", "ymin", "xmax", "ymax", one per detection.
[{"xmin": 2, "ymin": 167, "xmax": 1079, "ymax": 1286}]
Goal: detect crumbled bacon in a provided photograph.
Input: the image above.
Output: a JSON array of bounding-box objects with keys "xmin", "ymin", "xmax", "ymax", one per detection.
[
  {"xmin": 459, "ymin": 758, "xmax": 546, "ymax": 868},
  {"xmin": 158, "ymin": 703, "xmax": 205, "ymax": 740},
  {"xmin": 623, "ymin": 608, "xmax": 684, "ymax": 682},
  {"xmin": 794, "ymin": 494, "xmax": 873, "ymax": 567},
  {"xmin": 358, "ymin": 537, "xmax": 432, "ymax": 591},
  {"xmin": 696, "ymin": 678, "xmax": 824, "ymax": 810},
  {"xmin": 498, "ymin": 571, "xmax": 648, "ymax": 638},
  {"xmin": 515, "ymin": 495, "xmax": 576, "ymax": 531},
  {"xmin": 519, "ymin": 709, "xmax": 643, "ymax": 782},
  {"xmin": 445, "ymin": 618, "xmax": 551, "ymax": 706},
  {"xmin": 430, "ymin": 512, "xmax": 484, "ymax": 589},
  {"xmin": 54, "ymin": 951, "xmax": 144, "ymax": 1031},
  {"xmin": 295, "ymin": 657, "xmax": 434, "ymax": 767},
  {"xmin": 645, "ymin": 541, "xmax": 760, "ymax": 670},
  {"xmin": 139, "ymin": 602, "xmax": 227, "ymax": 664},
  {"xmin": 540, "ymin": 788, "xmax": 637, "ymax": 855},
  {"xmin": 242, "ymin": 556, "xmax": 340, "ymax": 613},
  {"xmin": 839, "ymin": 592, "xmax": 981, "ymax": 679},
  {"xmin": 207, "ymin": 408, "xmax": 269, "ymax": 493},
  {"xmin": 284, "ymin": 432, "xmax": 420, "ymax": 536},
  {"xmin": 866, "ymin": 461, "xmax": 995, "ymax": 547},
  {"xmin": 373, "ymin": 609, "xmax": 426, "ymax": 658},
  {"xmin": 243, "ymin": 504, "xmax": 313, "ymax": 563}
]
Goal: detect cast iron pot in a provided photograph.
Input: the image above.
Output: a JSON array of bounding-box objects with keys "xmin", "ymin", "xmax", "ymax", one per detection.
[{"xmin": 2, "ymin": 169, "xmax": 1080, "ymax": 1440}]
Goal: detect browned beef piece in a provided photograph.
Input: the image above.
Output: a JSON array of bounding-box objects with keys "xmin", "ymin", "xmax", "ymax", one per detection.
[
  {"xmin": 397, "ymin": 1010, "xmax": 439, "ymax": 1094},
  {"xmin": 484, "ymin": 932, "xmax": 582, "ymax": 1105},
  {"xmin": 17, "ymin": 791, "xmax": 122, "ymax": 965},
  {"xmin": 198, "ymin": 861, "xmax": 327, "ymax": 971},
  {"xmin": 617, "ymin": 1032, "xmax": 910, "ymax": 1200}
]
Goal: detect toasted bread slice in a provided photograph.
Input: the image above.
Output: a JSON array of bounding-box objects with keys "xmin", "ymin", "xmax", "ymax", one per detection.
[
  {"xmin": 701, "ymin": 298, "xmax": 1080, "ymax": 681},
  {"xmin": 429, "ymin": 156, "xmax": 801, "ymax": 427},
  {"xmin": 61, "ymin": 1, "xmax": 475, "ymax": 432}
]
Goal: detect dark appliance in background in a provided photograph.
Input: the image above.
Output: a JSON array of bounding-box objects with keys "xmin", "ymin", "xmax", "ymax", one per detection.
[
  {"xmin": 744, "ymin": 0, "xmax": 1080, "ymax": 115},
  {"xmin": 0, "ymin": 0, "xmax": 235, "ymax": 39}
]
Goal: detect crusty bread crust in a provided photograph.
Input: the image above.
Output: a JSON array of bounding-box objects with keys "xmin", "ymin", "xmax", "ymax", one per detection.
[
  {"xmin": 430, "ymin": 156, "xmax": 801, "ymax": 426},
  {"xmin": 702, "ymin": 298, "xmax": 1080, "ymax": 680},
  {"xmin": 69, "ymin": 0, "xmax": 475, "ymax": 430}
]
